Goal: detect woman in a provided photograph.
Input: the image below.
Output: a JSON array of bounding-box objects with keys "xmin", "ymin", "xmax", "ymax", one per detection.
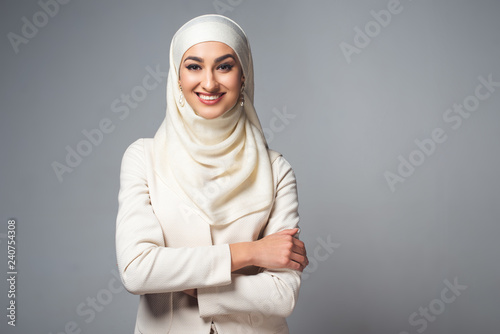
[{"xmin": 116, "ymin": 14, "xmax": 308, "ymax": 333}]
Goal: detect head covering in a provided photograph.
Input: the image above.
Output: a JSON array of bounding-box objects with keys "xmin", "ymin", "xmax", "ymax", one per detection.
[{"xmin": 153, "ymin": 14, "xmax": 274, "ymax": 226}]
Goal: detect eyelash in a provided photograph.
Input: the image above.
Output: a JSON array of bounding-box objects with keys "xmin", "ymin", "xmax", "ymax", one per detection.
[
  {"xmin": 186, "ymin": 64, "xmax": 201, "ymax": 71},
  {"xmin": 218, "ymin": 64, "xmax": 233, "ymax": 71},
  {"xmin": 185, "ymin": 64, "xmax": 234, "ymax": 71}
]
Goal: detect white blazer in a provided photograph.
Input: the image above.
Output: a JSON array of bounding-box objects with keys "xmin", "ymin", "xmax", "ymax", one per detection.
[{"xmin": 116, "ymin": 138, "xmax": 302, "ymax": 333}]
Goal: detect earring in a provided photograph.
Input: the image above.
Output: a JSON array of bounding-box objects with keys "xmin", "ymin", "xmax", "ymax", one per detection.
[
  {"xmin": 179, "ymin": 92, "xmax": 185, "ymax": 107},
  {"xmin": 240, "ymin": 83, "xmax": 245, "ymax": 107},
  {"xmin": 178, "ymin": 83, "xmax": 185, "ymax": 107}
]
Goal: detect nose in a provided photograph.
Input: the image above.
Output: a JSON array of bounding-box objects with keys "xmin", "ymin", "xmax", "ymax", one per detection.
[{"xmin": 201, "ymin": 70, "xmax": 219, "ymax": 92}]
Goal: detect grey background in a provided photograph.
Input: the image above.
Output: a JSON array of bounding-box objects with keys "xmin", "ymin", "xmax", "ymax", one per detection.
[{"xmin": 1, "ymin": 0, "xmax": 499, "ymax": 333}]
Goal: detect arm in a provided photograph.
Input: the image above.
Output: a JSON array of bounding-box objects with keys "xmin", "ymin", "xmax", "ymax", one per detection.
[
  {"xmin": 197, "ymin": 155, "xmax": 306, "ymax": 318},
  {"xmin": 186, "ymin": 227, "xmax": 307, "ymax": 299},
  {"xmin": 229, "ymin": 228, "xmax": 307, "ymax": 272},
  {"xmin": 115, "ymin": 139, "xmax": 232, "ymax": 295}
]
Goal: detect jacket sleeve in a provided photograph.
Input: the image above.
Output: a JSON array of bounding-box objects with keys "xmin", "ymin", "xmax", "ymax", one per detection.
[
  {"xmin": 197, "ymin": 155, "xmax": 302, "ymax": 318},
  {"xmin": 115, "ymin": 139, "xmax": 232, "ymax": 295}
]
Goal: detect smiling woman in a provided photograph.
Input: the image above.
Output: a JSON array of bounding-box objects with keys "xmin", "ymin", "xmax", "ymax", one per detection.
[{"xmin": 115, "ymin": 14, "xmax": 308, "ymax": 334}]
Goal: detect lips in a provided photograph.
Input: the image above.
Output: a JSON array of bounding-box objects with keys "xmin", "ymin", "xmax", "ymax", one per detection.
[{"xmin": 196, "ymin": 92, "xmax": 225, "ymax": 105}]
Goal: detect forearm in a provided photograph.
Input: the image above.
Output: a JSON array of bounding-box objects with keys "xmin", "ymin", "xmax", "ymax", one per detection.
[
  {"xmin": 197, "ymin": 269, "xmax": 300, "ymax": 318},
  {"xmin": 117, "ymin": 242, "xmax": 232, "ymax": 295}
]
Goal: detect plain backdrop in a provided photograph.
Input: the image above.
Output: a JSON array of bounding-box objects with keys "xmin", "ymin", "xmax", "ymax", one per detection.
[{"xmin": 1, "ymin": 0, "xmax": 499, "ymax": 333}]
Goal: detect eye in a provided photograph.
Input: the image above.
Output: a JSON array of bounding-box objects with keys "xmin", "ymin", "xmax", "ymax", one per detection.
[
  {"xmin": 218, "ymin": 63, "xmax": 234, "ymax": 71},
  {"xmin": 186, "ymin": 64, "xmax": 201, "ymax": 71}
]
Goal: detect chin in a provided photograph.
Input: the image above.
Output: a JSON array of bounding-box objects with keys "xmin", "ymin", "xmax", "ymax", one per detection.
[
  {"xmin": 195, "ymin": 109, "xmax": 225, "ymax": 119},
  {"xmin": 195, "ymin": 104, "xmax": 236, "ymax": 119}
]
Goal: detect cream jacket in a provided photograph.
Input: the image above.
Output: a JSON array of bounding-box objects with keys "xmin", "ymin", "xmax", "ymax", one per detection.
[{"xmin": 116, "ymin": 138, "xmax": 302, "ymax": 334}]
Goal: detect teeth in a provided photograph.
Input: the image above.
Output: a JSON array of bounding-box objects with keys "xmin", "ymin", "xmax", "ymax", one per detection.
[{"xmin": 198, "ymin": 94, "xmax": 222, "ymax": 101}]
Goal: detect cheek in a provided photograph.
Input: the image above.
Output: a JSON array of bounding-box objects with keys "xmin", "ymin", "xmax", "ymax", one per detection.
[
  {"xmin": 179, "ymin": 70, "xmax": 197, "ymax": 90},
  {"xmin": 223, "ymin": 74, "xmax": 243, "ymax": 93}
]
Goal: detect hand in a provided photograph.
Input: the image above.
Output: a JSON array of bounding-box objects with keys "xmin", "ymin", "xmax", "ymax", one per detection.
[
  {"xmin": 182, "ymin": 288, "xmax": 197, "ymax": 298},
  {"xmin": 251, "ymin": 228, "xmax": 308, "ymax": 271}
]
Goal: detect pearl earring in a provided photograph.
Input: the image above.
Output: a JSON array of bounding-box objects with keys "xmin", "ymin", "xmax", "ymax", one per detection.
[
  {"xmin": 178, "ymin": 83, "xmax": 185, "ymax": 107},
  {"xmin": 179, "ymin": 92, "xmax": 185, "ymax": 107},
  {"xmin": 240, "ymin": 83, "xmax": 245, "ymax": 107}
]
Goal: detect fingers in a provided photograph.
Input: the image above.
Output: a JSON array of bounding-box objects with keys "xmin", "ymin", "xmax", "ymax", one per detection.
[
  {"xmin": 291, "ymin": 240, "xmax": 306, "ymax": 256},
  {"xmin": 286, "ymin": 253, "xmax": 308, "ymax": 271},
  {"xmin": 283, "ymin": 238, "xmax": 308, "ymax": 271},
  {"xmin": 290, "ymin": 243, "xmax": 309, "ymax": 270},
  {"xmin": 294, "ymin": 239, "xmax": 308, "ymax": 269},
  {"xmin": 254, "ymin": 228, "xmax": 308, "ymax": 271},
  {"xmin": 276, "ymin": 228, "xmax": 299, "ymax": 236}
]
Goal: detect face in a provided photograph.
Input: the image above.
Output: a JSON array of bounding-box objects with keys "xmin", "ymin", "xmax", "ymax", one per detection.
[{"xmin": 179, "ymin": 41, "xmax": 244, "ymax": 119}]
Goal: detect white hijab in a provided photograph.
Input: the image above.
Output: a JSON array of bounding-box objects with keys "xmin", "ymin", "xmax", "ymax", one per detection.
[{"xmin": 153, "ymin": 14, "xmax": 274, "ymax": 226}]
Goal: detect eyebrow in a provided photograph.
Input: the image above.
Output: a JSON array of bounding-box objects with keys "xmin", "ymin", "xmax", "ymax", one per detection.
[
  {"xmin": 184, "ymin": 56, "xmax": 203, "ymax": 63},
  {"xmin": 183, "ymin": 54, "xmax": 236, "ymax": 63},
  {"xmin": 215, "ymin": 54, "xmax": 236, "ymax": 63}
]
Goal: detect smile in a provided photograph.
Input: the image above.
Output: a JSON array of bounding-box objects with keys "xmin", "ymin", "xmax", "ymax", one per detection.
[{"xmin": 196, "ymin": 93, "xmax": 225, "ymax": 105}]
